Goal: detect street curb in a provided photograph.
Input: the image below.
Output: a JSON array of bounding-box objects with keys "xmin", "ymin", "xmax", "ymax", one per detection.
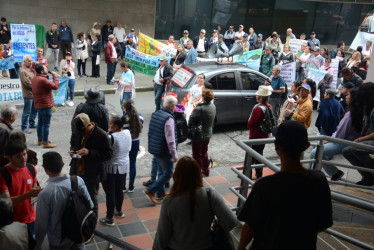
[{"xmin": 74, "ymin": 86, "xmax": 154, "ymax": 96}]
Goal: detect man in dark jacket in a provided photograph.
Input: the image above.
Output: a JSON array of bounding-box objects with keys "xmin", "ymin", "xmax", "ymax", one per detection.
[
  {"xmin": 0, "ymin": 17, "xmax": 11, "ymax": 45},
  {"xmin": 144, "ymin": 95, "xmax": 178, "ymax": 204},
  {"xmin": 72, "ymin": 87, "xmax": 109, "ymax": 132},
  {"xmin": 193, "ymin": 29, "xmax": 209, "ymax": 58},
  {"xmin": 101, "ymin": 20, "xmax": 114, "ymax": 49},
  {"xmin": 153, "ymin": 56, "xmax": 173, "ymax": 111},
  {"xmin": 59, "ymin": 21, "xmax": 73, "ymax": 59},
  {"xmin": 0, "ymin": 105, "xmax": 17, "ymax": 155},
  {"xmin": 341, "ymin": 67, "xmax": 363, "ymax": 87},
  {"xmin": 45, "ymin": 23, "xmax": 61, "ymax": 71},
  {"xmin": 69, "ymin": 113, "xmax": 113, "ymax": 216}
]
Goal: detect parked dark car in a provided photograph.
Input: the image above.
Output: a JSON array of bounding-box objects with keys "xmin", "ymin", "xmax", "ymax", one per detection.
[{"xmin": 164, "ymin": 62, "xmax": 270, "ymax": 125}]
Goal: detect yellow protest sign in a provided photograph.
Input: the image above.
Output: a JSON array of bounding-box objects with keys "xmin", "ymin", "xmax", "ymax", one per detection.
[{"xmin": 138, "ymin": 32, "xmax": 176, "ymax": 58}]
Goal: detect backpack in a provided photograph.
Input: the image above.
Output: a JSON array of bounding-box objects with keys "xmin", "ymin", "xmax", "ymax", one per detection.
[
  {"xmin": 258, "ymin": 104, "xmax": 276, "ymax": 133},
  {"xmin": 61, "ymin": 175, "xmax": 97, "ymax": 243},
  {"xmin": 0, "ymin": 163, "xmax": 36, "ymax": 188},
  {"xmin": 174, "ymin": 112, "xmax": 188, "ymax": 143}
]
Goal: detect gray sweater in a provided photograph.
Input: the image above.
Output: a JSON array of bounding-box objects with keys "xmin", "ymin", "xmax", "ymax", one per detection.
[{"xmin": 153, "ymin": 187, "xmax": 237, "ymax": 250}]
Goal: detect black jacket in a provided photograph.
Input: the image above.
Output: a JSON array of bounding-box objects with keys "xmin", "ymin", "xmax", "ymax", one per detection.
[
  {"xmin": 193, "ymin": 36, "xmax": 209, "ymax": 52},
  {"xmin": 46, "ymin": 29, "xmax": 61, "ymax": 48},
  {"xmin": 69, "ymin": 124, "xmax": 113, "ymax": 177},
  {"xmin": 91, "ymin": 40, "xmax": 102, "ymax": 56},
  {"xmin": 0, "ymin": 24, "xmax": 11, "ymax": 44},
  {"xmin": 72, "ymin": 102, "xmax": 109, "ymax": 132},
  {"xmin": 101, "ymin": 25, "xmax": 113, "ymax": 42},
  {"xmin": 156, "ymin": 64, "xmax": 174, "ymax": 86}
]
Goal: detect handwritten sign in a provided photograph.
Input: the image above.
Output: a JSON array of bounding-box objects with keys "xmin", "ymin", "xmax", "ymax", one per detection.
[{"xmin": 280, "ymin": 62, "xmax": 296, "ymax": 87}]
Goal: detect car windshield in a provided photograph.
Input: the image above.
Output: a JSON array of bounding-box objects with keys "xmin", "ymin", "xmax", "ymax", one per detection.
[{"xmin": 170, "ymin": 68, "xmax": 194, "ymax": 88}]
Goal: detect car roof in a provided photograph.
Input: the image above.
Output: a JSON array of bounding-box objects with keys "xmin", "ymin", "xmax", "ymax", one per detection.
[{"xmin": 185, "ymin": 62, "xmax": 258, "ymax": 75}]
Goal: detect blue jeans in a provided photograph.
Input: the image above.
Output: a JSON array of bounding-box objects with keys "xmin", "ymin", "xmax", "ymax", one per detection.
[
  {"xmin": 10, "ymin": 63, "xmax": 20, "ymax": 79},
  {"xmin": 120, "ymin": 92, "xmax": 132, "ymax": 116},
  {"xmin": 21, "ymin": 98, "xmax": 37, "ymax": 130},
  {"xmin": 123, "ymin": 140, "xmax": 140, "ymax": 190},
  {"xmin": 154, "ymin": 84, "xmax": 164, "ymax": 111},
  {"xmin": 310, "ymin": 142, "xmax": 347, "ymax": 176},
  {"xmin": 67, "ymin": 79, "xmax": 75, "ymax": 101},
  {"xmin": 106, "ymin": 62, "xmax": 116, "ymax": 84},
  {"xmin": 147, "ymin": 155, "xmax": 173, "ymax": 196},
  {"xmin": 119, "ymin": 42, "xmax": 125, "ymax": 58},
  {"xmin": 36, "ymin": 108, "xmax": 52, "ymax": 142},
  {"xmin": 103, "ymin": 41, "xmax": 107, "ymax": 48},
  {"xmin": 150, "ymin": 156, "xmax": 159, "ymax": 183},
  {"xmin": 27, "ymin": 221, "xmax": 34, "ymax": 236}
]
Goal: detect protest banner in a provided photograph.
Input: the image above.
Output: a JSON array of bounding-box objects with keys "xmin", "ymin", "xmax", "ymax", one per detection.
[
  {"xmin": 124, "ymin": 47, "xmax": 170, "ymax": 76},
  {"xmin": 308, "ymin": 68, "xmax": 327, "ymax": 102},
  {"xmin": 138, "ymin": 32, "xmax": 177, "ymax": 58},
  {"xmin": 197, "ymin": 49, "xmax": 262, "ymax": 71},
  {"xmin": 350, "ymin": 31, "xmax": 374, "ymax": 51},
  {"xmin": 280, "ymin": 62, "xmax": 296, "ymax": 86},
  {"xmin": 0, "ymin": 57, "xmax": 15, "ymax": 70},
  {"xmin": 10, "ymin": 24, "xmax": 37, "ymax": 62},
  {"xmin": 289, "ymin": 39, "xmax": 306, "ymax": 55},
  {"xmin": 170, "ymin": 68, "xmax": 194, "ymax": 88},
  {"xmin": 330, "ymin": 59, "xmax": 339, "ymax": 90},
  {"xmin": 0, "ymin": 77, "xmax": 68, "ymax": 105}
]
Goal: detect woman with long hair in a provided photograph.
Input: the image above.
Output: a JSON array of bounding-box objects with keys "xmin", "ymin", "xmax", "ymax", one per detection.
[
  {"xmin": 122, "ymin": 99, "xmax": 143, "ymax": 192},
  {"xmin": 347, "ymin": 51, "xmax": 361, "ymax": 69},
  {"xmin": 185, "ymin": 73, "xmax": 206, "ymax": 123},
  {"xmin": 172, "ymin": 44, "xmax": 186, "ymax": 72},
  {"xmin": 115, "ymin": 62, "xmax": 135, "ymax": 115},
  {"xmin": 75, "ymin": 32, "xmax": 89, "ymax": 77},
  {"xmin": 310, "ymin": 87, "xmax": 362, "ymax": 181},
  {"xmin": 153, "ymin": 156, "xmax": 237, "ymax": 250},
  {"xmin": 278, "ymin": 45, "xmax": 294, "ymax": 64},
  {"xmin": 90, "ymin": 34, "xmax": 101, "ymax": 78}
]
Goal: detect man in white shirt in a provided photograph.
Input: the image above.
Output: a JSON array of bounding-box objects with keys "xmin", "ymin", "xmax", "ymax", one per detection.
[
  {"xmin": 125, "ymin": 28, "xmax": 139, "ymax": 45},
  {"xmin": 193, "ymin": 29, "xmax": 209, "ymax": 58},
  {"xmin": 234, "ymin": 24, "xmax": 245, "ymax": 43},
  {"xmin": 113, "ymin": 22, "xmax": 126, "ymax": 58}
]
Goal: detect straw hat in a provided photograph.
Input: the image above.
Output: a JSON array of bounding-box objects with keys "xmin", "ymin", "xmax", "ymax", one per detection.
[{"xmin": 255, "ymin": 85, "xmax": 273, "ymax": 96}]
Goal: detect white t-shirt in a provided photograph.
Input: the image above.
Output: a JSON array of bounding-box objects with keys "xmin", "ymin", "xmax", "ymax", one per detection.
[
  {"xmin": 62, "ymin": 61, "xmax": 75, "ymax": 79},
  {"xmin": 154, "ymin": 66, "xmax": 165, "ymax": 85},
  {"xmin": 235, "ymin": 31, "xmax": 245, "ymax": 40},
  {"xmin": 196, "ymin": 38, "xmax": 205, "ymax": 52},
  {"xmin": 113, "ymin": 27, "xmax": 126, "ymax": 43},
  {"xmin": 363, "ymin": 48, "xmax": 372, "ymax": 57},
  {"xmin": 300, "ymin": 53, "xmax": 311, "ymax": 67}
]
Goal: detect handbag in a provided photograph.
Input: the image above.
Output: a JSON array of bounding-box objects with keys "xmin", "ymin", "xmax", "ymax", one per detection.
[
  {"xmin": 206, "ymin": 188, "xmax": 235, "ymax": 250},
  {"xmin": 187, "ymin": 107, "xmax": 204, "ymax": 141}
]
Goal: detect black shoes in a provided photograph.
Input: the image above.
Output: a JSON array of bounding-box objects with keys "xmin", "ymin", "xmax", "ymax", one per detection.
[{"xmin": 331, "ymin": 170, "xmax": 344, "ymax": 181}]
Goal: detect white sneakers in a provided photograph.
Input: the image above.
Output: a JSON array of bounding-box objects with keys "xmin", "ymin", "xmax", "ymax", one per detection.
[{"xmin": 65, "ymin": 100, "xmax": 74, "ymax": 107}]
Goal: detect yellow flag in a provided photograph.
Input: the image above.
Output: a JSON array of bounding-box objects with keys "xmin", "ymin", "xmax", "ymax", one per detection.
[{"xmin": 138, "ymin": 32, "xmax": 176, "ymax": 57}]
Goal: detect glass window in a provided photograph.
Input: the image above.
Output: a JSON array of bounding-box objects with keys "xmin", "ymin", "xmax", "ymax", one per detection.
[
  {"xmin": 241, "ymin": 72, "xmax": 264, "ymax": 90},
  {"xmin": 209, "ymin": 72, "xmax": 236, "ymax": 90}
]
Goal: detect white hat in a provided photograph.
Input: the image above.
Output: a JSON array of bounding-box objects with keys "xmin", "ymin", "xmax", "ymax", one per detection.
[{"xmin": 255, "ymin": 85, "xmax": 273, "ymax": 96}]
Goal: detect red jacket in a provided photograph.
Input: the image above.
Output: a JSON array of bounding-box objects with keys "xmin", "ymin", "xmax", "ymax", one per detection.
[
  {"xmin": 247, "ymin": 102, "xmax": 272, "ymax": 139},
  {"xmin": 105, "ymin": 42, "xmax": 114, "ymax": 64},
  {"xmin": 32, "ymin": 74, "xmax": 59, "ymax": 109}
]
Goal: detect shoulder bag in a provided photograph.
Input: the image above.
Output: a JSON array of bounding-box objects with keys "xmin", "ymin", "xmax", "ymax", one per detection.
[{"xmin": 187, "ymin": 107, "xmax": 204, "ymax": 141}]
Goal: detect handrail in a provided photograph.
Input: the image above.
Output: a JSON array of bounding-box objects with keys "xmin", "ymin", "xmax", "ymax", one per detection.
[
  {"xmin": 325, "ymin": 228, "xmax": 374, "ymax": 250},
  {"xmin": 94, "ymin": 230, "xmax": 142, "ymax": 250}
]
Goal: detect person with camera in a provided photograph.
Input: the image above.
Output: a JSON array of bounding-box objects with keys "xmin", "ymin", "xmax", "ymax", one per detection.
[{"xmin": 60, "ymin": 52, "xmax": 76, "ymax": 107}]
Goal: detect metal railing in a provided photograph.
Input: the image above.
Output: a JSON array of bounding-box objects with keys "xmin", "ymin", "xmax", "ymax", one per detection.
[
  {"xmin": 231, "ymin": 135, "xmax": 374, "ymax": 249},
  {"xmin": 94, "ymin": 230, "xmax": 141, "ymax": 250}
]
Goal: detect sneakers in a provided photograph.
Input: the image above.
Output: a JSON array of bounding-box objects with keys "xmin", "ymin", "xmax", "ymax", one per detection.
[
  {"xmin": 114, "ymin": 211, "xmax": 125, "ymax": 218},
  {"xmin": 123, "ymin": 189, "xmax": 128, "ymax": 193},
  {"xmin": 65, "ymin": 100, "xmax": 74, "ymax": 107},
  {"xmin": 128, "ymin": 188, "xmax": 134, "ymax": 193},
  {"xmin": 331, "ymin": 170, "xmax": 344, "ymax": 181},
  {"xmin": 156, "ymin": 193, "xmax": 169, "ymax": 200},
  {"xmin": 143, "ymin": 189, "xmax": 157, "ymax": 205},
  {"xmin": 142, "ymin": 179, "xmax": 153, "ymax": 187},
  {"xmin": 99, "ymin": 218, "xmax": 115, "ymax": 226},
  {"xmin": 42, "ymin": 142, "xmax": 56, "ymax": 148},
  {"xmin": 22, "ymin": 129, "xmax": 32, "ymax": 134},
  {"xmin": 29, "ymin": 125, "xmax": 37, "ymax": 129},
  {"xmin": 356, "ymin": 176, "xmax": 374, "ymax": 186}
]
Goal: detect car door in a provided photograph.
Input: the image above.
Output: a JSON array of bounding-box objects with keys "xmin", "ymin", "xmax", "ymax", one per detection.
[
  {"xmin": 208, "ymin": 71, "xmax": 242, "ymax": 124},
  {"xmin": 240, "ymin": 71, "xmax": 267, "ymax": 122}
]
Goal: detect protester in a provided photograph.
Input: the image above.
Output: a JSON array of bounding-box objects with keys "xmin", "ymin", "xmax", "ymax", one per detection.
[
  {"xmin": 124, "ymin": 28, "xmax": 139, "ymax": 45},
  {"xmin": 69, "ymin": 113, "xmax": 113, "ymax": 216},
  {"xmin": 0, "ymin": 141, "xmax": 41, "ymax": 235},
  {"xmin": 184, "ymin": 40, "xmax": 197, "ymax": 64},
  {"xmin": 0, "ymin": 105, "xmax": 17, "ymax": 154},
  {"xmin": 234, "ymin": 24, "xmax": 245, "ymax": 42},
  {"xmin": 35, "ymin": 152, "xmax": 93, "ymax": 249},
  {"xmin": 100, "ymin": 116, "xmax": 132, "ymax": 226},
  {"xmin": 278, "ymin": 45, "xmax": 294, "ymax": 64},
  {"xmin": 318, "ymin": 73, "xmax": 333, "ymax": 102},
  {"xmin": 115, "ymin": 62, "xmax": 135, "ymax": 115},
  {"xmin": 336, "ymin": 50, "xmax": 347, "ymax": 78},
  {"xmin": 238, "ymin": 121, "xmax": 332, "ymax": 250},
  {"xmin": 89, "ymin": 22, "xmax": 101, "ymax": 40},
  {"xmin": 75, "ymin": 32, "xmax": 89, "ymax": 77},
  {"xmin": 101, "ymin": 20, "xmax": 114, "ymax": 49},
  {"xmin": 193, "ymin": 29, "xmax": 209, "ymax": 58},
  {"xmin": 331, "ymin": 41, "xmax": 345, "ymax": 59},
  {"xmin": 60, "ymin": 52, "xmax": 76, "ymax": 107},
  {"xmin": 208, "ymin": 30, "xmax": 218, "ymax": 48},
  {"xmin": 73, "ymin": 87, "xmax": 109, "ymax": 131},
  {"xmin": 253, "ymin": 33, "xmax": 265, "ymax": 50},
  {"xmin": 295, "ymin": 45, "xmax": 311, "ymax": 81},
  {"xmin": 0, "ymin": 17, "xmax": 11, "ymax": 45},
  {"xmin": 172, "ymin": 44, "xmax": 186, "ymax": 71},
  {"xmin": 285, "ymin": 84, "xmax": 313, "ymax": 129},
  {"xmin": 153, "ymin": 56, "xmax": 173, "ymax": 111},
  {"xmin": 144, "ymin": 95, "xmax": 178, "ymax": 205},
  {"xmin": 266, "ymin": 65, "xmax": 285, "ymax": 123},
  {"xmin": 223, "ymin": 25, "xmax": 235, "ymax": 50},
  {"xmin": 35, "ymin": 47, "xmax": 48, "ymax": 68},
  {"xmin": 363, "ymin": 41, "xmax": 372, "ymax": 60},
  {"xmin": 189, "ymin": 89, "xmax": 216, "ymax": 177},
  {"xmin": 19, "ymin": 56, "xmax": 37, "ymax": 133},
  {"xmin": 310, "ymin": 87, "xmax": 362, "ymax": 181},
  {"xmin": 122, "ymin": 99, "xmax": 143, "ymax": 192},
  {"xmin": 322, "ymin": 58, "xmax": 334, "ymax": 76},
  {"xmin": 278, "ymin": 81, "xmax": 302, "ymax": 124},
  {"xmin": 260, "ymin": 46, "xmax": 275, "ymax": 76},
  {"xmin": 185, "ymin": 73, "xmax": 205, "ymax": 123},
  {"xmin": 300, "ymin": 33, "xmax": 306, "ymax": 40},
  {"xmin": 153, "ymin": 156, "xmax": 236, "ymax": 250},
  {"xmin": 356, "ymin": 59, "xmax": 368, "ymax": 80},
  {"xmin": 321, "ymin": 47, "xmax": 329, "ymax": 59},
  {"xmin": 0, "ymin": 196, "xmax": 30, "ymax": 250},
  {"xmin": 267, "ymin": 33, "xmax": 281, "ymax": 60},
  {"xmin": 311, "ymin": 47, "xmax": 325, "ymax": 68},
  {"xmin": 45, "ymin": 23, "xmax": 61, "ymax": 71},
  {"xmin": 59, "ymin": 21, "xmax": 73, "ymax": 59},
  {"xmin": 247, "ymin": 27, "xmax": 257, "ymax": 50},
  {"xmin": 347, "ymin": 51, "xmax": 361, "ymax": 69},
  {"xmin": 179, "ymin": 30, "xmax": 191, "ymax": 49},
  {"xmin": 341, "ymin": 67, "xmax": 363, "ymax": 87},
  {"xmin": 113, "ymin": 22, "xmax": 126, "ymax": 55},
  {"xmin": 90, "ymin": 34, "xmax": 101, "ymax": 78},
  {"xmin": 3, "ymin": 40, "xmax": 19, "ymax": 79},
  {"xmin": 239, "ymin": 33, "xmax": 250, "ymax": 52},
  {"xmin": 105, "ymin": 35, "xmax": 118, "ymax": 85},
  {"xmin": 32, "ymin": 64, "xmax": 59, "ymax": 148},
  {"xmin": 0, "ymin": 43, "xmax": 9, "ymax": 77},
  {"xmin": 122, "ymin": 33, "xmax": 138, "ymax": 54},
  {"xmin": 165, "ymin": 35, "xmax": 177, "ymax": 49},
  {"xmin": 307, "ymin": 31, "xmax": 320, "ymax": 49},
  {"xmin": 217, "ymin": 34, "xmax": 229, "ymax": 53},
  {"xmin": 247, "ymin": 85, "xmax": 273, "ymax": 179},
  {"xmin": 285, "ymin": 28, "xmax": 296, "ymax": 46}
]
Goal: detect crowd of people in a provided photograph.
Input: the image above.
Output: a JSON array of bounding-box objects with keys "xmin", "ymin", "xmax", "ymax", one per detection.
[{"xmin": 0, "ymin": 15, "xmax": 373, "ymax": 250}]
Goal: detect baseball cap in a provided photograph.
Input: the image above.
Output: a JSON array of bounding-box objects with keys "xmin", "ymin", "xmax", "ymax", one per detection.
[
  {"xmin": 66, "ymin": 51, "xmax": 72, "ymax": 56},
  {"xmin": 299, "ymin": 84, "xmax": 311, "ymax": 92},
  {"xmin": 159, "ymin": 56, "xmax": 168, "ymax": 61},
  {"xmin": 239, "ymin": 24, "xmax": 244, "ymax": 28},
  {"xmin": 200, "ymin": 29, "xmax": 206, "ymax": 34},
  {"xmin": 218, "ymin": 34, "xmax": 223, "ymax": 39},
  {"xmin": 127, "ymin": 33, "xmax": 134, "ymax": 38},
  {"xmin": 162, "ymin": 92, "xmax": 178, "ymax": 100},
  {"xmin": 265, "ymin": 46, "xmax": 271, "ymax": 50},
  {"xmin": 341, "ymin": 81, "xmax": 355, "ymax": 89},
  {"xmin": 183, "ymin": 30, "xmax": 189, "ymax": 34},
  {"xmin": 229, "ymin": 25, "xmax": 234, "ymax": 29},
  {"xmin": 301, "ymin": 32, "xmax": 306, "ymax": 36},
  {"xmin": 311, "ymin": 31, "xmax": 316, "ymax": 35},
  {"xmin": 258, "ymin": 33, "xmax": 263, "ymax": 38},
  {"xmin": 272, "ymin": 120, "xmax": 308, "ymax": 154},
  {"xmin": 313, "ymin": 47, "xmax": 320, "ymax": 52},
  {"xmin": 213, "ymin": 29, "xmax": 218, "ymax": 33},
  {"xmin": 74, "ymin": 113, "xmax": 91, "ymax": 130},
  {"xmin": 130, "ymin": 28, "xmax": 135, "ymax": 32},
  {"xmin": 243, "ymin": 33, "xmax": 249, "ymax": 38}
]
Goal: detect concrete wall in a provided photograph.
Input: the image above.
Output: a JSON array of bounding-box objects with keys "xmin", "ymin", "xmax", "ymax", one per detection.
[{"xmin": 0, "ymin": 0, "xmax": 156, "ymax": 40}]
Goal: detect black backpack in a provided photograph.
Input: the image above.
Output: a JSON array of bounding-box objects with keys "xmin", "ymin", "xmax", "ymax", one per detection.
[
  {"xmin": 0, "ymin": 163, "xmax": 37, "ymax": 188},
  {"xmin": 174, "ymin": 112, "xmax": 188, "ymax": 144},
  {"xmin": 61, "ymin": 175, "xmax": 97, "ymax": 243},
  {"xmin": 258, "ymin": 104, "xmax": 276, "ymax": 133}
]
